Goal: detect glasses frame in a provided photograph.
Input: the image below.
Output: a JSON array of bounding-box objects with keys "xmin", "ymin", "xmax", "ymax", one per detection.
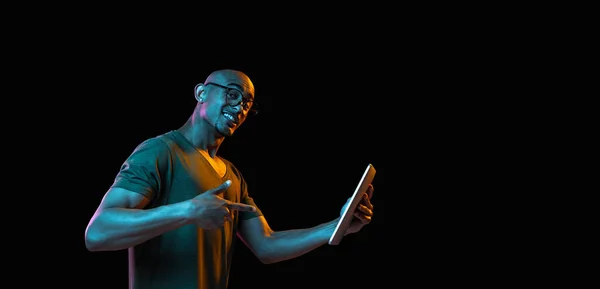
[{"xmin": 204, "ymin": 82, "xmax": 259, "ymax": 115}]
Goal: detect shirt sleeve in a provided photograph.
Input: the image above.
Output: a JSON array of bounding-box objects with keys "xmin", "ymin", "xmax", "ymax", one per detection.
[
  {"xmin": 111, "ymin": 137, "xmax": 171, "ymax": 202},
  {"xmin": 238, "ymin": 172, "xmax": 264, "ymax": 220}
]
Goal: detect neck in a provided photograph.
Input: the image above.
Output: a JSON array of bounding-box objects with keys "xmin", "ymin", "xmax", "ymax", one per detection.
[{"xmin": 178, "ymin": 114, "xmax": 223, "ymax": 158}]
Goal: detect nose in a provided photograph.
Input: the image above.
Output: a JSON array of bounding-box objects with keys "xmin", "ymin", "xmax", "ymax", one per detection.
[{"xmin": 228, "ymin": 102, "xmax": 244, "ymax": 115}]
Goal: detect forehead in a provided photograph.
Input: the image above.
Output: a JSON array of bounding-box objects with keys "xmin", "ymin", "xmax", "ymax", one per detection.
[{"xmin": 207, "ymin": 73, "xmax": 255, "ymax": 99}]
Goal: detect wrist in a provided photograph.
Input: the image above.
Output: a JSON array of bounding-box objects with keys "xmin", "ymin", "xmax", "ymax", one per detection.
[
  {"xmin": 324, "ymin": 218, "xmax": 339, "ymax": 243},
  {"xmin": 173, "ymin": 200, "xmax": 194, "ymax": 225}
]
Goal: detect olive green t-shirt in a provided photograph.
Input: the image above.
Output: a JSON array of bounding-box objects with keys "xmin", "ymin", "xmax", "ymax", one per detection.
[{"xmin": 111, "ymin": 130, "xmax": 263, "ymax": 289}]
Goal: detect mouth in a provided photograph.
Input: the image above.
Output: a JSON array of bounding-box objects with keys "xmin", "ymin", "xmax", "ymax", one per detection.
[{"xmin": 223, "ymin": 112, "xmax": 238, "ymax": 126}]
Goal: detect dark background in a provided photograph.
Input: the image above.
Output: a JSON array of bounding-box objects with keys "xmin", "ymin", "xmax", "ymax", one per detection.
[
  {"xmin": 8, "ymin": 39, "xmax": 541, "ymax": 288},
  {"xmin": 56, "ymin": 59, "xmax": 393, "ymax": 288},
  {"xmin": 11, "ymin": 41, "xmax": 533, "ymax": 287},
  {"xmin": 9, "ymin": 14, "xmax": 539, "ymax": 285},
  {"xmin": 18, "ymin": 48, "xmax": 514, "ymax": 287},
  {"xmin": 5, "ymin": 7, "xmax": 565, "ymax": 287}
]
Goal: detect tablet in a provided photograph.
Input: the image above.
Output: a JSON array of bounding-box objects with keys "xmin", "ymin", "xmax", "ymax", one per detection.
[{"xmin": 328, "ymin": 163, "xmax": 376, "ymax": 245}]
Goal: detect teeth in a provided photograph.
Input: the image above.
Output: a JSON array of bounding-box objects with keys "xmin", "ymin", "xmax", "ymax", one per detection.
[{"xmin": 224, "ymin": 113, "xmax": 235, "ymax": 121}]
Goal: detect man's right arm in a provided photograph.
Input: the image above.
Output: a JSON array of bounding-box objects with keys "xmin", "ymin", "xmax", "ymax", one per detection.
[{"xmin": 84, "ymin": 187, "xmax": 189, "ymax": 251}]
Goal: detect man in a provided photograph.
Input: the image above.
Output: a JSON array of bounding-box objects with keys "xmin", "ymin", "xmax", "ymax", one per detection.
[{"xmin": 84, "ymin": 69, "xmax": 375, "ymax": 289}]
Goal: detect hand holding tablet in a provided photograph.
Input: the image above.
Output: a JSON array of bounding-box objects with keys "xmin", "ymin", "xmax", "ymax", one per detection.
[{"xmin": 329, "ymin": 163, "xmax": 376, "ymax": 245}]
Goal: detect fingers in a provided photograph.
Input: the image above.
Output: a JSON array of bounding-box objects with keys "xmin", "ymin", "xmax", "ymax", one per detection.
[
  {"xmin": 354, "ymin": 211, "xmax": 372, "ymax": 224},
  {"xmin": 224, "ymin": 201, "xmax": 257, "ymax": 212},
  {"xmin": 356, "ymin": 202, "xmax": 373, "ymax": 218},
  {"xmin": 208, "ymin": 179, "xmax": 257, "ymax": 212},
  {"xmin": 354, "ymin": 194, "xmax": 374, "ymax": 224},
  {"xmin": 224, "ymin": 207, "xmax": 233, "ymax": 222},
  {"xmin": 361, "ymin": 193, "xmax": 374, "ymax": 210},
  {"xmin": 366, "ymin": 184, "xmax": 374, "ymax": 199},
  {"xmin": 354, "ymin": 204, "xmax": 373, "ymax": 224},
  {"xmin": 210, "ymin": 180, "xmax": 232, "ymax": 195}
]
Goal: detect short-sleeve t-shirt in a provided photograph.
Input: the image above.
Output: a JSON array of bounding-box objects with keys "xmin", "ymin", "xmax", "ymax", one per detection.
[{"xmin": 111, "ymin": 130, "xmax": 263, "ymax": 289}]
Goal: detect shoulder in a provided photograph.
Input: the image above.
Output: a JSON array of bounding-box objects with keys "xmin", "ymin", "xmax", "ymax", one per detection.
[
  {"xmin": 127, "ymin": 132, "xmax": 178, "ymax": 161},
  {"xmin": 135, "ymin": 131, "xmax": 179, "ymax": 151}
]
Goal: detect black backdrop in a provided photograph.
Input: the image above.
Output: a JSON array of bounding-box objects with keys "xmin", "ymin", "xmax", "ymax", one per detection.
[
  {"xmin": 15, "ymin": 44, "xmax": 525, "ymax": 288},
  {"xmin": 5, "ymin": 9, "xmax": 544, "ymax": 287},
  {"xmin": 62, "ymin": 59, "xmax": 391, "ymax": 288}
]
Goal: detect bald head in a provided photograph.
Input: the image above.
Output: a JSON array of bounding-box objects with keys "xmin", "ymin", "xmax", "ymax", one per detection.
[{"xmin": 204, "ymin": 69, "xmax": 255, "ymax": 99}]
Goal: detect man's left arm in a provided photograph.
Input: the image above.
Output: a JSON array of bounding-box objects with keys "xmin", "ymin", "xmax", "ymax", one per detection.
[{"xmin": 237, "ymin": 184, "xmax": 374, "ymax": 264}]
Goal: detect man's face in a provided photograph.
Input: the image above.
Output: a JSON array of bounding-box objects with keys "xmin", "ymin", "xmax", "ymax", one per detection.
[{"xmin": 198, "ymin": 74, "xmax": 255, "ymax": 137}]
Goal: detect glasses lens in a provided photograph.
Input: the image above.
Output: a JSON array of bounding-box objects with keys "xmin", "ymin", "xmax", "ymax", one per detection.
[
  {"xmin": 226, "ymin": 90, "xmax": 242, "ymax": 102},
  {"xmin": 227, "ymin": 89, "xmax": 256, "ymax": 112}
]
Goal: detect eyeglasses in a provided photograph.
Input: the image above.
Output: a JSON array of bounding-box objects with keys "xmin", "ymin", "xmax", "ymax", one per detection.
[{"xmin": 204, "ymin": 82, "xmax": 259, "ymax": 115}]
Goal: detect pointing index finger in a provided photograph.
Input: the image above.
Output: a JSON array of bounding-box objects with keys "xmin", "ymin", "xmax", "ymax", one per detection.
[
  {"xmin": 211, "ymin": 180, "xmax": 232, "ymax": 194},
  {"xmin": 224, "ymin": 201, "xmax": 257, "ymax": 212}
]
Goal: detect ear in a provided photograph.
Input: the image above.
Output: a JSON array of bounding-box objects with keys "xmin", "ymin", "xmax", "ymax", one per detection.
[{"xmin": 194, "ymin": 83, "xmax": 205, "ymax": 102}]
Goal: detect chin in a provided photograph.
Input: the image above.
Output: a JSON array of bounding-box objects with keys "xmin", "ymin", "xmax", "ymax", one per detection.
[{"xmin": 218, "ymin": 128, "xmax": 235, "ymax": 137}]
